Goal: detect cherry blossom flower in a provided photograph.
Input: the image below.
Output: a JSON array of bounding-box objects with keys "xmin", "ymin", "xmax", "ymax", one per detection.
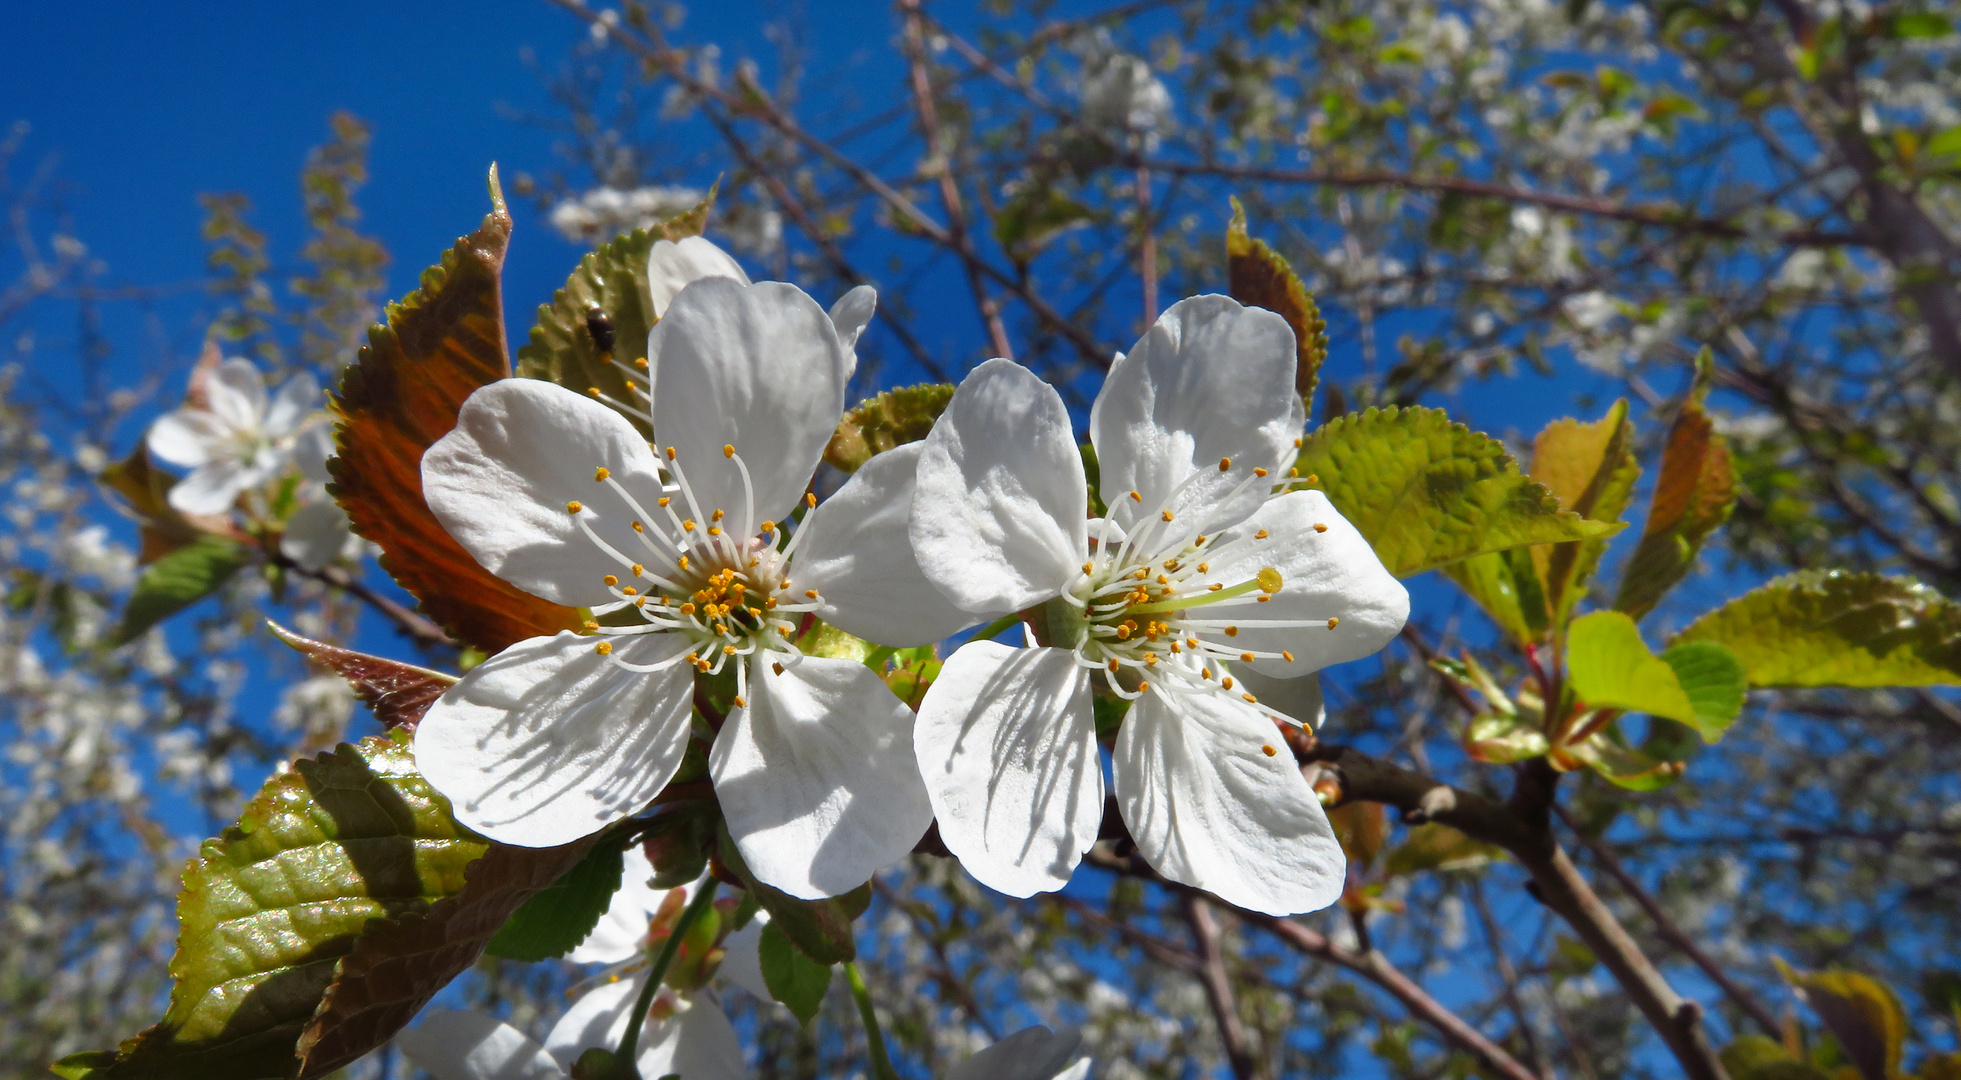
[
  {"xmin": 909, "ymin": 295, "xmax": 1409, "ymax": 915},
  {"xmin": 277, "ymin": 423, "xmax": 361, "ymax": 572},
  {"xmin": 947, "ymin": 1026, "xmax": 1093, "ymax": 1080},
  {"xmin": 416, "ymin": 274, "xmax": 968, "ymax": 899},
  {"xmin": 145, "ymin": 358, "xmax": 324, "ymax": 516}
]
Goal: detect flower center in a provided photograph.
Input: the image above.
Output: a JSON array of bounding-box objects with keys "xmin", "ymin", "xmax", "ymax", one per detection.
[
  {"xmin": 1046, "ymin": 456, "xmax": 1341, "ymax": 729},
  {"xmin": 563, "ymin": 442, "xmax": 826, "ymax": 708}
]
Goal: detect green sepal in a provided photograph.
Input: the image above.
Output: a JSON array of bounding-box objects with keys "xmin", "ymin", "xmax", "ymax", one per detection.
[{"xmin": 758, "ymin": 921, "xmax": 834, "ymax": 1024}]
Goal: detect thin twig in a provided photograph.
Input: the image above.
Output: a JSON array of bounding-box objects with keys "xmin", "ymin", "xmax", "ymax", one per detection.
[
  {"xmin": 1182, "ymin": 894, "xmax": 1267, "ymax": 1080},
  {"xmin": 1554, "ymin": 805, "xmax": 1783, "ymax": 1040},
  {"xmin": 272, "ymin": 552, "xmax": 454, "ymax": 651}
]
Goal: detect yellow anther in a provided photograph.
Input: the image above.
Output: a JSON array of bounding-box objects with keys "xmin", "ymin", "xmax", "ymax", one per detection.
[
  {"xmin": 587, "ymin": 387, "xmax": 602, "ymax": 397},
  {"xmin": 723, "ymin": 444, "xmax": 736, "ymax": 458},
  {"xmin": 1243, "ymin": 692, "xmax": 1258, "ymax": 703},
  {"xmin": 1129, "ymin": 490, "xmax": 1143, "ymax": 502},
  {"xmin": 632, "ymin": 520, "xmax": 645, "ymax": 532},
  {"xmin": 584, "ymin": 620, "xmax": 600, "ymax": 631},
  {"xmin": 565, "ymin": 500, "xmax": 583, "ymax": 513},
  {"xmin": 1222, "ymin": 676, "xmax": 1235, "ymax": 690},
  {"xmin": 1313, "ymin": 522, "xmax": 1328, "ymax": 533},
  {"xmin": 1262, "ymin": 744, "xmax": 1278, "ymax": 757},
  {"xmin": 683, "ymin": 520, "xmax": 696, "ymax": 531},
  {"xmin": 1083, "ymin": 562, "xmax": 1094, "ymax": 575},
  {"xmin": 773, "ymin": 662, "xmax": 786, "ymax": 676},
  {"xmin": 1144, "ymin": 653, "xmax": 1159, "ymax": 667},
  {"xmin": 620, "ymin": 586, "xmax": 637, "ymax": 596},
  {"xmin": 603, "ymin": 574, "xmax": 619, "ymax": 586},
  {"xmin": 1224, "ymin": 626, "xmax": 1239, "ymax": 637},
  {"xmin": 764, "ymin": 597, "xmax": 778, "ymax": 609},
  {"xmin": 1156, "ymin": 574, "xmax": 1170, "ymax": 585},
  {"xmin": 665, "ymin": 446, "xmax": 676, "ymax": 460},
  {"xmin": 724, "ymin": 645, "xmax": 737, "ymax": 655},
  {"xmin": 761, "ymin": 521, "xmax": 776, "ymax": 534},
  {"xmin": 594, "ymin": 641, "xmax": 613, "ymax": 655},
  {"xmin": 635, "ymin": 356, "xmax": 649, "ymax": 369},
  {"xmin": 711, "ymin": 509, "xmax": 725, "ymax": 521},
  {"xmin": 1163, "ymin": 559, "xmax": 1180, "ymax": 571},
  {"xmin": 1108, "ymin": 659, "xmax": 1121, "ymax": 673},
  {"xmin": 631, "ymin": 564, "xmax": 644, "ymax": 576},
  {"xmin": 1253, "ymin": 467, "xmax": 1269, "ymax": 478},
  {"xmin": 805, "ymin": 589, "xmax": 820, "ymax": 599},
  {"xmin": 1197, "ymin": 562, "xmax": 1209, "ymax": 573},
  {"xmin": 657, "ymin": 497, "xmax": 671, "ymax": 507},
  {"xmin": 1188, "ymin": 637, "xmax": 1199, "ymax": 648},
  {"xmin": 1209, "ymin": 582, "xmax": 1224, "ymax": 592},
  {"xmin": 1202, "ymin": 668, "xmax": 1214, "ymax": 679},
  {"xmin": 1137, "ymin": 681, "xmax": 1150, "ymax": 692},
  {"xmin": 1219, "ymin": 457, "xmax": 1232, "ymax": 471},
  {"xmin": 1254, "ymin": 529, "xmax": 1269, "ymax": 540},
  {"xmin": 1327, "ymin": 617, "xmax": 1340, "ymax": 629},
  {"xmin": 1282, "ymin": 650, "xmax": 1295, "ymax": 663},
  {"xmin": 1256, "ymin": 594, "xmax": 1272, "ymax": 603},
  {"xmin": 805, "ymin": 492, "xmax": 817, "ymax": 508},
  {"xmin": 1240, "ymin": 652, "xmax": 1255, "ymax": 662},
  {"xmin": 1293, "ymin": 437, "xmax": 1303, "ymax": 448},
  {"xmin": 678, "ymin": 555, "xmax": 690, "ymax": 569},
  {"xmin": 1291, "ymin": 468, "xmax": 1301, "ymax": 478},
  {"xmin": 634, "ymin": 597, "xmax": 647, "ymax": 608},
  {"xmin": 1257, "ymin": 567, "xmax": 1283, "ymax": 593},
  {"xmin": 732, "ymin": 695, "xmax": 747, "ymax": 707},
  {"xmin": 594, "ymin": 466, "xmax": 611, "ymax": 481},
  {"xmin": 708, "ymin": 526, "xmax": 723, "ymax": 537},
  {"xmin": 1161, "ymin": 509, "xmax": 1175, "ymax": 522},
  {"xmin": 1305, "ymin": 474, "xmax": 1318, "ymax": 484},
  {"xmin": 680, "ymin": 603, "xmax": 696, "ymax": 615}
]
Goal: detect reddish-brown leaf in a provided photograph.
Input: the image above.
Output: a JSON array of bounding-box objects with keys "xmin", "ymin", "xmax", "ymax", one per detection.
[
  {"xmin": 327, "ymin": 167, "xmax": 581, "ymax": 653},
  {"xmin": 267, "ymin": 621, "xmax": 456, "ymax": 730},
  {"xmin": 1226, "ymin": 197, "xmax": 1329, "ymax": 407},
  {"xmin": 294, "ymin": 836, "xmax": 596, "ymax": 1077}
]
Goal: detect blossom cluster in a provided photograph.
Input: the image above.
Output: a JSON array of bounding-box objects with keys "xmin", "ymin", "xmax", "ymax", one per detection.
[{"xmin": 412, "ymin": 234, "xmax": 1408, "ymax": 921}]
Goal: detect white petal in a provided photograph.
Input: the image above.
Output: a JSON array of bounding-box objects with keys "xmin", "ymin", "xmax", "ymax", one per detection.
[
  {"xmin": 568, "ymin": 845, "xmax": 665, "ymax": 965},
  {"xmin": 166, "ymin": 461, "xmax": 250, "ymax": 515},
  {"xmin": 1090, "ymin": 295, "xmax": 1300, "ymax": 534},
  {"xmin": 1204, "ymin": 490, "xmax": 1409, "ymax": 678},
  {"xmin": 205, "ymin": 358, "xmax": 270, "ymax": 431},
  {"xmin": 828, "ymin": 284, "xmax": 878, "ymax": 369},
  {"xmin": 265, "ymin": 371, "xmax": 322, "ymax": 437},
  {"xmin": 911, "ymin": 359, "xmax": 1086, "ymax": 614},
  {"xmin": 946, "ymin": 1026, "xmax": 1087, "ymax": 1080},
  {"xmin": 1114, "ymin": 689, "xmax": 1344, "ymax": 916},
  {"xmin": 397, "ymin": 1010, "xmax": 566, "ymax": 1080},
  {"xmin": 293, "ymin": 420, "xmax": 334, "ymax": 483},
  {"xmin": 710, "ymin": 655, "xmax": 932, "ymax": 899},
  {"xmin": 146, "ymin": 409, "xmax": 225, "ymax": 468},
  {"xmin": 793, "ymin": 443, "xmax": 983, "ymax": 646},
  {"xmin": 415, "ymin": 631, "xmax": 695, "ymax": 848},
  {"xmin": 914, "ymin": 642, "xmax": 1101, "ymax": 898},
  {"xmin": 649, "ymin": 278, "xmax": 846, "ymax": 527},
  {"xmin": 715, "ymin": 911, "xmax": 772, "ymax": 1000},
  {"xmin": 636, "ymin": 998, "xmax": 745, "ymax": 1080},
  {"xmin": 280, "ymin": 500, "xmax": 353, "ymax": 572},
  {"xmin": 646, "ymin": 236, "xmax": 750, "ymax": 319},
  {"xmin": 423, "ymin": 379, "xmax": 673, "ymax": 608},
  {"xmin": 543, "ymin": 974, "xmax": 641, "ymax": 1070},
  {"xmin": 1231, "ymin": 669, "xmax": 1325, "ymax": 729}
]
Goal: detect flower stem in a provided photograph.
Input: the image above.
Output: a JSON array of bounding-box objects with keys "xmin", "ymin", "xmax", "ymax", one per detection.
[
  {"xmin": 970, "ymin": 612, "xmax": 1022, "ymax": 643},
  {"xmin": 844, "ymin": 960, "xmax": 899, "ymax": 1080},
  {"xmin": 616, "ymin": 880, "xmax": 718, "ymax": 1072}
]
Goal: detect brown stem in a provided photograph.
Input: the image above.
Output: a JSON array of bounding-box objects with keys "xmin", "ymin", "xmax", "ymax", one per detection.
[
  {"xmin": 272, "ymin": 552, "xmax": 453, "ymax": 651},
  {"xmin": 1182, "ymin": 893, "xmax": 1267, "ymax": 1080},
  {"xmin": 899, "ymin": 0, "xmax": 1015, "ymax": 363},
  {"xmin": 1136, "ymin": 165, "xmax": 1157, "ymax": 331},
  {"xmin": 1467, "ymin": 877, "xmax": 1554, "ymax": 1079},
  {"xmin": 1081, "ymin": 850, "xmax": 1539, "ymax": 1080},
  {"xmin": 1555, "ymin": 805, "xmax": 1783, "ymax": 1040}
]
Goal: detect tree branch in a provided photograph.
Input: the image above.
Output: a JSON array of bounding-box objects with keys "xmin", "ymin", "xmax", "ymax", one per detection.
[
  {"xmin": 272, "ymin": 553, "xmax": 454, "ymax": 651},
  {"xmin": 1182, "ymin": 893, "xmax": 1267, "ymax": 1080},
  {"xmin": 1554, "ymin": 805, "xmax": 1783, "ymax": 1040}
]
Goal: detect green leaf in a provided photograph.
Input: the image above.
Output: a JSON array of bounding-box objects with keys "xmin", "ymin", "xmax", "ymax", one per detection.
[
  {"xmin": 1442, "ymin": 546, "xmax": 1547, "ymax": 645},
  {"xmin": 822, "ymin": 383, "xmax": 955, "ymax": 474},
  {"xmin": 1889, "ymin": 11, "xmax": 1952, "ymax": 37},
  {"xmin": 1566, "ymin": 610, "xmax": 1694, "ymax": 722},
  {"xmin": 1464, "ymin": 710, "xmax": 1551, "ymax": 764},
  {"xmin": 1615, "ymin": 354, "xmax": 1736, "ymax": 620},
  {"xmin": 1563, "ymin": 730, "xmax": 1684, "ymax": 790},
  {"xmin": 758, "ymin": 922, "xmax": 833, "ymax": 1024},
  {"xmin": 1672, "ymin": 571, "xmax": 1961, "ymax": 688},
  {"xmin": 1928, "ymin": 125, "xmax": 1961, "ymax": 162},
  {"xmin": 1382, "ymin": 823, "xmax": 1508, "ymax": 876},
  {"xmin": 1658, "ymin": 641, "xmax": 1747, "ymax": 741},
  {"xmin": 485, "ymin": 832, "xmax": 626, "ymax": 961},
  {"xmin": 114, "ymin": 534, "xmax": 250, "ymax": 644},
  {"xmin": 1296, "ymin": 406, "xmax": 1621, "ymax": 579},
  {"xmin": 68, "ymin": 730, "xmax": 490, "ymax": 1078},
  {"xmin": 1776, "ymin": 961, "xmax": 1908, "ymax": 1080},
  {"xmin": 714, "ymin": 826, "xmax": 869, "ymax": 965},
  {"xmin": 513, "ymin": 187, "xmax": 714, "ymax": 426},
  {"xmin": 1228, "ymin": 197, "xmax": 1328, "ymax": 407},
  {"xmin": 993, "ymin": 186, "xmax": 1095, "ymax": 261}
]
